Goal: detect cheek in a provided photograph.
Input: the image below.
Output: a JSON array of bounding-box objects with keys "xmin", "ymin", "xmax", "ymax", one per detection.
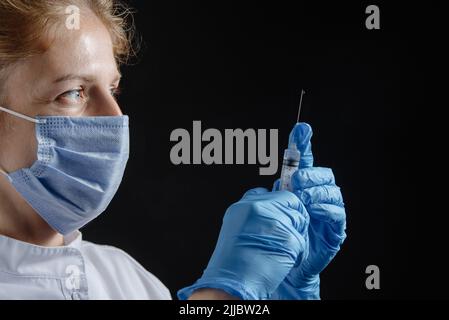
[{"xmin": 0, "ymin": 117, "xmax": 38, "ymax": 172}]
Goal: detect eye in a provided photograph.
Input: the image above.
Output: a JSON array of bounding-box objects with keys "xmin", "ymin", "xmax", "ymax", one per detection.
[
  {"xmin": 110, "ymin": 86, "xmax": 121, "ymax": 99},
  {"xmin": 57, "ymin": 88, "xmax": 85, "ymax": 104}
]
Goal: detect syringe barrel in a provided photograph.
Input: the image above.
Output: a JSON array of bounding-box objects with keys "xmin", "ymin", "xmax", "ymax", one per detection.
[{"xmin": 279, "ymin": 148, "xmax": 300, "ymax": 191}]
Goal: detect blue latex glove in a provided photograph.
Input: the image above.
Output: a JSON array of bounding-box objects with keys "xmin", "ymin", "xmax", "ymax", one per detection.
[
  {"xmin": 177, "ymin": 188, "xmax": 310, "ymax": 300},
  {"xmin": 271, "ymin": 123, "xmax": 347, "ymax": 300}
]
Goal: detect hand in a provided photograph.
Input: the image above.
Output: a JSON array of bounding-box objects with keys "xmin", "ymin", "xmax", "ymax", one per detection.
[
  {"xmin": 177, "ymin": 187, "xmax": 310, "ymax": 300},
  {"xmin": 271, "ymin": 123, "xmax": 347, "ymax": 300}
]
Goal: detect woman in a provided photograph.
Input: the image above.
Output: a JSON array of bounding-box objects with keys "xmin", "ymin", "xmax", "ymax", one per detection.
[{"xmin": 0, "ymin": 0, "xmax": 346, "ymax": 300}]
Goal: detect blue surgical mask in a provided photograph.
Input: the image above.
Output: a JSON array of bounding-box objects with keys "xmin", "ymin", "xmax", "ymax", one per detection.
[{"xmin": 0, "ymin": 106, "xmax": 129, "ymax": 235}]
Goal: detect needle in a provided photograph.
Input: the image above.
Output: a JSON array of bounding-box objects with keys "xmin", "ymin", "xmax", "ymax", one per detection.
[{"xmin": 297, "ymin": 89, "xmax": 305, "ymax": 123}]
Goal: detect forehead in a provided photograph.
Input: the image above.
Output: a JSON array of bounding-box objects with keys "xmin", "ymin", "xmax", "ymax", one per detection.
[{"xmin": 24, "ymin": 14, "xmax": 118, "ymax": 83}]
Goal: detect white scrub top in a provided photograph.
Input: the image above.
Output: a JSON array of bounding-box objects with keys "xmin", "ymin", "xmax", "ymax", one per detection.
[{"xmin": 0, "ymin": 231, "xmax": 172, "ymax": 300}]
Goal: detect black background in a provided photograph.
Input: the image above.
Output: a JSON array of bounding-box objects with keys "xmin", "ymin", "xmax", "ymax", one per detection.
[{"xmin": 82, "ymin": 1, "xmax": 444, "ymax": 299}]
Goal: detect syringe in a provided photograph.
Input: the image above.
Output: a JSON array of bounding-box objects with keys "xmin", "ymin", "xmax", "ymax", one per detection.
[{"xmin": 279, "ymin": 90, "xmax": 305, "ymax": 191}]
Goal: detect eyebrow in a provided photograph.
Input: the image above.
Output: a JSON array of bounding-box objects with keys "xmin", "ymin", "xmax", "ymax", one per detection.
[{"xmin": 53, "ymin": 72, "xmax": 122, "ymax": 84}]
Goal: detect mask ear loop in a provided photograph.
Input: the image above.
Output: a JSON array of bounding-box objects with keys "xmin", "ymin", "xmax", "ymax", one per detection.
[
  {"xmin": 0, "ymin": 106, "xmax": 46, "ymax": 124},
  {"xmin": 0, "ymin": 106, "xmax": 45, "ymax": 183},
  {"xmin": 0, "ymin": 167, "xmax": 12, "ymax": 183}
]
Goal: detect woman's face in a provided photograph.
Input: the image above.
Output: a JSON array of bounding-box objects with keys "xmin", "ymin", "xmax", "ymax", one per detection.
[{"xmin": 0, "ymin": 14, "xmax": 122, "ymax": 174}]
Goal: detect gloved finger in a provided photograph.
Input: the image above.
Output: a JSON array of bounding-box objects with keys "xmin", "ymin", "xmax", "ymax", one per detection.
[
  {"xmin": 294, "ymin": 199, "xmax": 310, "ymax": 235},
  {"xmin": 242, "ymin": 187, "xmax": 270, "ymax": 198},
  {"xmin": 292, "ymin": 167, "xmax": 335, "ymax": 190},
  {"xmin": 271, "ymin": 180, "xmax": 309, "ymax": 232},
  {"xmin": 272, "ymin": 179, "xmax": 280, "ymax": 191},
  {"xmin": 288, "ymin": 122, "xmax": 313, "ymax": 168},
  {"xmin": 240, "ymin": 189, "xmax": 310, "ymax": 234},
  {"xmin": 307, "ymin": 203, "xmax": 346, "ymax": 234},
  {"xmin": 270, "ymin": 190, "xmax": 302, "ymax": 211},
  {"xmin": 248, "ymin": 190, "xmax": 309, "ymax": 228},
  {"xmin": 296, "ymin": 185, "xmax": 344, "ymax": 207},
  {"xmin": 240, "ymin": 187, "xmax": 299, "ymax": 207},
  {"xmin": 242, "ymin": 188, "xmax": 300, "ymax": 210},
  {"xmin": 310, "ymin": 212, "xmax": 347, "ymax": 249},
  {"xmin": 271, "ymin": 191, "xmax": 310, "ymax": 234}
]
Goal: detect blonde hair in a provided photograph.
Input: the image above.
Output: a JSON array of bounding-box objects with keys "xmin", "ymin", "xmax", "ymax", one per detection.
[{"xmin": 0, "ymin": 0, "xmax": 137, "ymax": 104}]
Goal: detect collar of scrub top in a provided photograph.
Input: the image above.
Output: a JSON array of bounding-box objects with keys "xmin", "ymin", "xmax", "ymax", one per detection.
[{"xmin": 0, "ymin": 230, "xmax": 83, "ymax": 277}]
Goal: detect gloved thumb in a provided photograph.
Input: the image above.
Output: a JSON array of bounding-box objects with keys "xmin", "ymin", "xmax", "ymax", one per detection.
[{"xmin": 288, "ymin": 122, "xmax": 313, "ymax": 168}]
